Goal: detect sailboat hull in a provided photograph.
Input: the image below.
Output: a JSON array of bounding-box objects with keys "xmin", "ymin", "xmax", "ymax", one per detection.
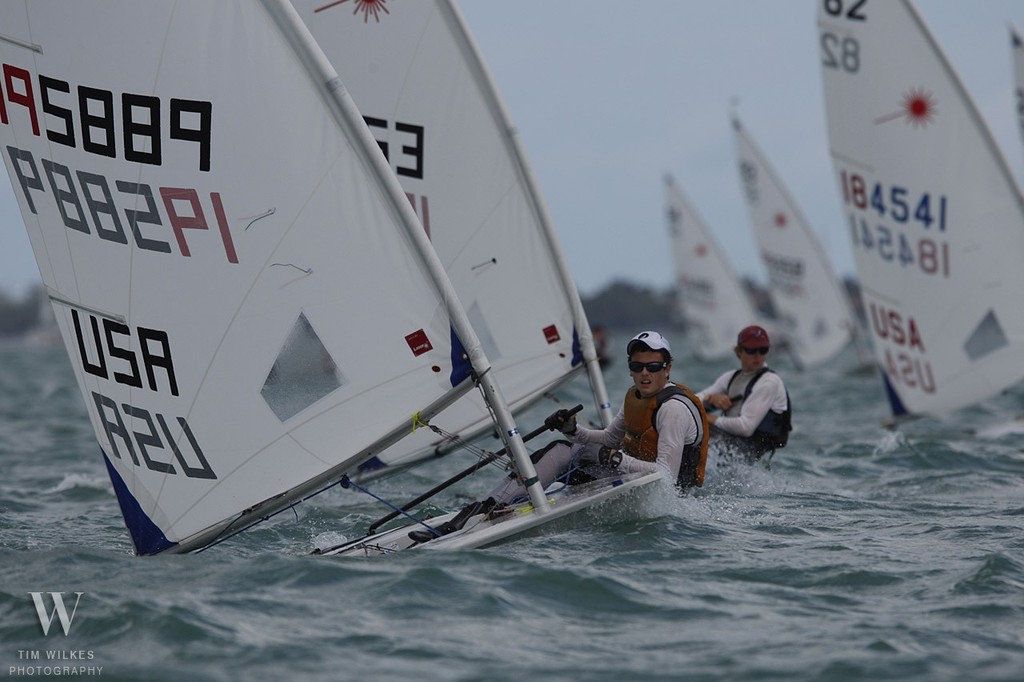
[{"xmin": 318, "ymin": 471, "xmax": 664, "ymax": 557}]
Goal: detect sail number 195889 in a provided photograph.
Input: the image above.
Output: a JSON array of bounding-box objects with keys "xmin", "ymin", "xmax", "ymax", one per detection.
[{"xmin": 0, "ymin": 62, "xmax": 211, "ymax": 171}]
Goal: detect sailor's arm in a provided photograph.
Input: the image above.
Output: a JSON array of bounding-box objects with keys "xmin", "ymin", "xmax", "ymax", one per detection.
[{"xmin": 713, "ymin": 374, "xmax": 784, "ymax": 437}]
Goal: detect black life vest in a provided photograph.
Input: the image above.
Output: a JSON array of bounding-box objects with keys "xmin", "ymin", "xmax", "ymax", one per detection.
[{"xmin": 725, "ymin": 368, "xmax": 792, "ymax": 452}]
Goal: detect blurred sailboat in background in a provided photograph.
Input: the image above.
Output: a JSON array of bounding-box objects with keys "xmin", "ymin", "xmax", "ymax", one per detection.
[
  {"xmin": 730, "ymin": 113, "xmax": 870, "ymax": 369},
  {"xmin": 818, "ymin": 0, "xmax": 1024, "ymax": 420},
  {"xmin": 663, "ymin": 174, "xmax": 764, "ymax": 361}
]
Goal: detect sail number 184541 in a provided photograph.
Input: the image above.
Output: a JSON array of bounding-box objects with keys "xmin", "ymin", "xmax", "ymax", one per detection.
[{"xmin": 840, "ymin": 170, "xmax": 950, "ymax": 278}]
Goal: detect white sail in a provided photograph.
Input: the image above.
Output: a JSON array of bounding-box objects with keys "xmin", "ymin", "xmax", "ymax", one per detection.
[
  {"xmin": 0, "ymin": 0, "xmax": 548, "ymax": 554},
  {"xmin": 292, "ymin": 0, "xmax": 612, "ymax": 475},
  {"xmin": 731, "ymin": 114, "xmax": 856, "ymax": 368},
  {"xmin": 664, "ymin": 174, "xmax": 760, "ymax": 360},
  {"xmin": 818, "ymin": 0, "xmax": 1024, "ymax": 416}
]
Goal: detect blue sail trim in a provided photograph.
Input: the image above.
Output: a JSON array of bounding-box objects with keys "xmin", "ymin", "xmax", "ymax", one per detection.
[
  {"xmin": 881, "ymin": 371, "xmax": 909, "ymax": 417},
  {"xmin": 357, "ymin": 456, "xmax": 387, "ymax": 472},
  {"xmin": 102, "ymin": 452, "xmax": 176, "ymax": 556},
  {"xmin": 450, "ymin": 326, "xmax": 472, "ymax": 387},
  {"xmin": 571, "ymin": 327, "xmax": 584, "ymax": 367}
]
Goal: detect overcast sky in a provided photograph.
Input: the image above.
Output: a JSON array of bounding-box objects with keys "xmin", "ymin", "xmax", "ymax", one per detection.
[{"xmin": 3, "ymin": 0, "xmax": 1024, "ymax": 298}]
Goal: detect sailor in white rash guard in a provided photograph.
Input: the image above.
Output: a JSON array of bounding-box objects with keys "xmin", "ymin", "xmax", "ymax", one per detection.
[
  {"xmin": 486, "ymin": 330, "xmax": 709, "ymax": 506},
  {"xmin": 407, "ymin": 331, "xmax": 711, "ymax": 544},
  {"xmin": 696, "ymin": 325, "xmax": 791, "ymax": 463}
]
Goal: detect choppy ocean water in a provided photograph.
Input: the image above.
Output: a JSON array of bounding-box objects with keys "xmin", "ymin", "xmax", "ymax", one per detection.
[{"xmin": 1, "ymin": 333, "xmax": 1022, "ymax": 682}]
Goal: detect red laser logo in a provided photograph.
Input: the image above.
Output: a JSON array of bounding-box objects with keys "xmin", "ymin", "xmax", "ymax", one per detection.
[{"xmin": 875, "ymin": 87, "xmax": 938, "ymax": 128}]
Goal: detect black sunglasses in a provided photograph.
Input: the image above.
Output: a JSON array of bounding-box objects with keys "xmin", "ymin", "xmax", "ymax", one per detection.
[
  {"xmin": 741, "ymin": 346, "xmax": 769, "ymax": 355},
  {"xmin": 628, "ymin": 360, "xmax": 667, "ymax": 373}
]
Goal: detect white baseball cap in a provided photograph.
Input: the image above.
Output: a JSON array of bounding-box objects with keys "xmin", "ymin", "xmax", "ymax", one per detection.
[{"xmin": 626, "ymin": 330, "xmax": 672, "ymax": 356}]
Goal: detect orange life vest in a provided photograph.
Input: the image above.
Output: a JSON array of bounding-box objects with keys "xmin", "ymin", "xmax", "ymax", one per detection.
[{"xmin": 620, "ymin": 383, "xmax": 709, "ymax": 487}]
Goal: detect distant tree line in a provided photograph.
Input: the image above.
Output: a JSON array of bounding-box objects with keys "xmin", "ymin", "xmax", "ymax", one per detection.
[
  {"xmin": 580, "ymin": 276, "xmax": 864, "ymax": 333},
  {"xmin": 0, "ymin": 277, "xmax": 864, "ymax": 339},
  {"xmin": 0, "ymin": 285, "xmax": 42, "ymax": 337}
]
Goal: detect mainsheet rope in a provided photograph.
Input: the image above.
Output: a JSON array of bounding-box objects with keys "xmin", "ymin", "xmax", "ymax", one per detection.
[{"xmin": 199, "ymin": 406, "xmax": 512, "ymax": 552}]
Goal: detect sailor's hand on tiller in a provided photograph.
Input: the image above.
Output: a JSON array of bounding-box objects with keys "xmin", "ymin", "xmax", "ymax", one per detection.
[
  {"xmin": 597, "ymin": 446, "xmax": 622, "ymax": 468},
  {"xmin": 544, "ymin": 408, "xmax": 578, "ymax": 435}
]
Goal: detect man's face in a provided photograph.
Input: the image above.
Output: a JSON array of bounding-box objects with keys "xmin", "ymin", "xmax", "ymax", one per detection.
[
  {"xmin": 628, "ymin": 350, "xmax": 670, "ymax": 398},
  {"xmin": 737, "ymin": 344, "xmax": 768, "ymax": 372}
]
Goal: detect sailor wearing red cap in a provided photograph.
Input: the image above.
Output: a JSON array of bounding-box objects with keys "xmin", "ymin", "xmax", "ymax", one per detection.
[{"xmin": 696, "ymin": 325, "xmax": 791, "ymax": 463}]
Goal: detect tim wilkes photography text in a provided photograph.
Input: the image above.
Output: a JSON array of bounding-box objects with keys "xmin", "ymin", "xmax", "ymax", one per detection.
[{"xmin": 10, "ymin": 592, "xmax": 103, "ymax": 678}]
